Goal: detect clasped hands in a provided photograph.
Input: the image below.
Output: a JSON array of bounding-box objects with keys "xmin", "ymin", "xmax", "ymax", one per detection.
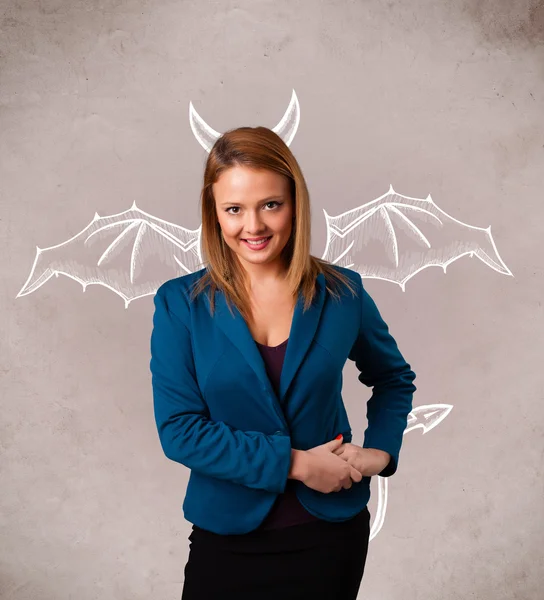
[{"xmin": 289, "ymin": 434, "xmax": 390, "ymax": 494}]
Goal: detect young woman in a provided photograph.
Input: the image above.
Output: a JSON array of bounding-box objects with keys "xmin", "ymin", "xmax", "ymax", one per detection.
[{"xmin": 150, "ymin": 127, "xmax": 416, "ymax": 599}]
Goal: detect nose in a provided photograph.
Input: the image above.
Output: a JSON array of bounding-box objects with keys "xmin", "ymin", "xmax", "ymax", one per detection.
[{"xmin": 244, "ymin": 210, "xmax": 267, "ymax": 235}]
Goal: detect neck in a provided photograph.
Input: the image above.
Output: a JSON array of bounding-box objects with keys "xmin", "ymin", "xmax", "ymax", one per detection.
[{"xmin": 239, "ymin": 258, "xmax": 289, "ymax": 290}]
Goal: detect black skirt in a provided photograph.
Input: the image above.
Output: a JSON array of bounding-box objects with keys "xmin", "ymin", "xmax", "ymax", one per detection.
[{"xmin": 181, "ymin": 506, "xmax": 371, "ymax": 600}]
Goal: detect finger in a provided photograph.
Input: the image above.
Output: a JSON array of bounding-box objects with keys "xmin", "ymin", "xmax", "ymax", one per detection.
[
  {"xmin": 332, "ymin": 446, "xmax": 345, "ymax": 456},
  {"xmin": 342, "ymin": 477, "xmax": 353, "ymax": 490},
  {"xmin": 324, "ymin": 435, "xmax": 343, "ymax": 451},
  {"xmin": 324, "ymin": 433, "xmax": 344, "ymax": 450},
  {"xmin": 349, "ymin": 465, "xmax": 363, "ymax": 482}
]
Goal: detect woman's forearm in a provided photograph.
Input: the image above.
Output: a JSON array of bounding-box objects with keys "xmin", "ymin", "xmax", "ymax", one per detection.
[{"xmin": 288, "ymin": 449, "xmax": 308, "ymax": 481}]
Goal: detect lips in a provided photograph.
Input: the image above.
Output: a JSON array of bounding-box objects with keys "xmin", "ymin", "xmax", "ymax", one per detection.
[
  {"xmin": 243, "ymin": 237, "xmax": 271, "ymax": 243},
  {"xmin": 241, "ymin": 236, "xmax": 272, "ymax": 250}
]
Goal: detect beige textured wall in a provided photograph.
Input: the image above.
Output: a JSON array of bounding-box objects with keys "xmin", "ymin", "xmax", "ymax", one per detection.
[{"xmin": 2, "ymin": 1, "xmax": 543, "ymax": 598}]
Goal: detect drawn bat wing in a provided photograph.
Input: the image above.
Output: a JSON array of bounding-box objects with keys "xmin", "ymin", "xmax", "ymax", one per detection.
[
  {"xmin": 17, "ymin": 203, "xmax": 203, "ymax": 307},
  {"xmin": 320, "ymin": 186, "xmax": 512, "ymax": 289}
]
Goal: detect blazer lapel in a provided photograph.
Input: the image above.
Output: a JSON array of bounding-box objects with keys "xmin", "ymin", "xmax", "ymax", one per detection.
[
  {"xmin": 210, "ymin": 272, "xmax": 327, "ymax": 421},
  {"xmin": 279, "ymin": 273, "xmax": 326, "ymax": 402},
  {"xmin": 212, "ymin": 285, "xmax": 285, "ymax": 424}
]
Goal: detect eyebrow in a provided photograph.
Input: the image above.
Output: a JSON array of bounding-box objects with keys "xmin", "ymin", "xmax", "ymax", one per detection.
[{"xmin": 218, "ymin": 196, "xmax": 284, "ymax": 207}]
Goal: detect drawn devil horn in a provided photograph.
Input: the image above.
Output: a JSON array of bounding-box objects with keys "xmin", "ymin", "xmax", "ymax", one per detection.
[{"xmin": 189, "ymin": 89, "xmax": 300, "ymax": 153}]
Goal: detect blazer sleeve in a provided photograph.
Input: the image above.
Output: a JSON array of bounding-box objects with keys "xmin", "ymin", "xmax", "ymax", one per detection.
[
  {"xmin": 150, "ymin": 283, "xmax": 292, "ymax": 494},
  {"xmin": 348, "ymin": 274, "xmax": 416, "ymax": 477}
]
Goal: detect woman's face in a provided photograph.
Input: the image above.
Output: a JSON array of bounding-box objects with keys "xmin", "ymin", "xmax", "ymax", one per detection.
[{"xmin": 213, "ymin": 165, "xmax": 294, "ymax": 274}]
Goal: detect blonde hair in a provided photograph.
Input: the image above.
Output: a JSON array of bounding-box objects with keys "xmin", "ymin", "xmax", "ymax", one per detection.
[{"xmin": 189, "ymin": 126, "xmax": 356, "ymax": 323}]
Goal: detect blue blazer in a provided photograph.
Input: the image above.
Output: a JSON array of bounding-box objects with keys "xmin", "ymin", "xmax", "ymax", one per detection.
[{"xmin": 150, "ymin": 265, "xmax": 416, "ymax": 535}]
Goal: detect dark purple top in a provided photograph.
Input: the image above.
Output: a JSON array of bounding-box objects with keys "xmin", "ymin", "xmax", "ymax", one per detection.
[{"xmin": 254, "ymin": 338, "xmax": 320, "ymax": 530}]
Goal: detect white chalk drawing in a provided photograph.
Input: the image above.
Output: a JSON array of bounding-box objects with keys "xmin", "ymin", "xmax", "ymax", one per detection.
[
  {"xmin": 190, "ymin": 88, "xmax": 300, "ymax": 152},
  {"xmin": 16, "ymin": 88, "xmax": 511, "ymax": 539},
  {"xmin": 369, "ymin": 403, "xmax": 452, "ymax": 540},
  {"xmin": 17, "ymin": 204, "xmax": 202, "ymax": 308},
  {"xmin": 17, "ymin": 88, "xmax": 512, "ymax": 306},
  {"xmin": 15, "ymin": 186, "xmax": 512, "ymax": 306},
  {"xmin": 321, "ymin": 186, "xmax": 512, "ymax": 290}
]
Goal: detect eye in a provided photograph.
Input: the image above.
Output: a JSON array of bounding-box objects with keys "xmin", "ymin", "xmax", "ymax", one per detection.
[{"xmin": 225, "ymin": 201, "xmax": 283, "ymax": 215}]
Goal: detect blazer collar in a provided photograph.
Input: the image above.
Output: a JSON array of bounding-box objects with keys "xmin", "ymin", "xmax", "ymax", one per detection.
[{"xmin": 210, "ymin": 272, "xmax": 327, "ymax": 416}]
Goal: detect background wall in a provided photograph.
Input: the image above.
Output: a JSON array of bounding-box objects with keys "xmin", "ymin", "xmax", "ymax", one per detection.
[{"xmin": 2, "ymin": 1, "xmax": 543, "ymax": 598}]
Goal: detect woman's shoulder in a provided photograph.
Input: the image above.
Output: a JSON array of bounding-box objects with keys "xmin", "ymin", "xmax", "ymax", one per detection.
[
  {"xmin": 315, "ymin": 258, "xmax": 359, "ymax": 281},
  {"xmin": 327, "ymin": 263, "xmax": 360, "ymax": 282},
  {"xmin": 319, "ymin": 262, "xmax": 362, "ymax": 298},
  {"xmin": 156, "ymin": 267, "xmax": 208, "ymax": 295},
  {"xmin": 154, "ymin": 267, "xmax": 209, "ymax": 315}
]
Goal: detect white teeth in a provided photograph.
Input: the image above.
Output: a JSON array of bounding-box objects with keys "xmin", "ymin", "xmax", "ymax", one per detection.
[{"xmin": 245, "ymin": 237, "xmax": 269, "ymax": 245}]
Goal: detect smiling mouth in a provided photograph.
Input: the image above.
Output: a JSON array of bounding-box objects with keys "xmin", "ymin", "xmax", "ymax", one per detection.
[{"xmin": 242, "ymin": 236, "xmax": 272, "ymax": 244}]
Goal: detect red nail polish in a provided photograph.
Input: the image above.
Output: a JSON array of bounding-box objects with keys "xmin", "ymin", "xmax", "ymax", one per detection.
[{"xmin": 335, "ymin": 434, "xmax": 342, "ymax": 440}]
